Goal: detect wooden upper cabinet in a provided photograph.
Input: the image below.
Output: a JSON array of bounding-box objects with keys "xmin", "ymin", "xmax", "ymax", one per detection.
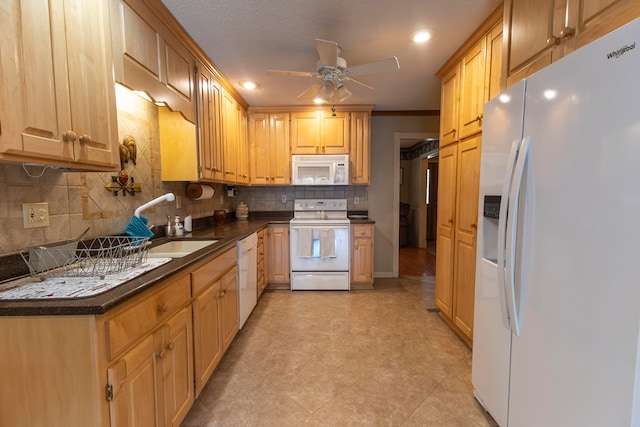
[
  {"xmin": 505, "ymin": 0, "xmax": 640, "ymax": 86},
  {"xmin": 459, "ymin": 39, "xmax": 486, "ymax": 140},
  {"xmin": 485, "ymin": 21, "xmax": 504, "ymax": 103},
  {"xmin": 290, "ymin": 111, "xmax": 322, "ymax": 154},
  {"xmin": 110, "ymin": 0, "xmax": 196, "ymax": 123},
  {"xmin": 237, "ymin": 108, "xmax": 250, "ymax": 185},
  {"xmin": 0, "ymin": 0, "xmax": 119, "ymax": 171},
  {"xmin": 439, "ymin": 64, "xmax": 460, "ymax": 147},
  {"xmin": 349, "ymin": 111, "xmax": 371, "ymax": 185},
  {"xmin": 196, "ymin": 62, "xmax": 224, "ymax": 182},
  {"xmin": 221, "ymin": 89, "xmax": 239, "ymax": 183},
  {"xmin": 249, "ymin": 112, "xmax": 291, "ymax": 185},
  {"xmin": 320, "ymin": 111, "xmax": 350, "ymax": 154},
  {"xmin": 290, "ymin": 110, "xmax": 349, "ymax": 154}
]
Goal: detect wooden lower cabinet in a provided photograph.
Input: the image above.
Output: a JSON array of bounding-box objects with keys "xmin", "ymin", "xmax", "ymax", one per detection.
[
  {"xmin": 191, "ymin": 246, "xmax": 238, "ymax": 396},
  {"xmin": 351, "ymin": 224, "xmax": 374, "ymax": 287},
  {"xmin": 257, "ymin": 228, "xmax": 268, "ymax": 298},
  {"xmin": 108, "ymin": 305, "xmax": 194, "ymax": 427},
  {"xmin": 267, "ymin": 224, "xmax": 290, "ymax": 285},
  {"xmin": 0, "ymin": 246, "xmax": 243, "ymax": 426}
]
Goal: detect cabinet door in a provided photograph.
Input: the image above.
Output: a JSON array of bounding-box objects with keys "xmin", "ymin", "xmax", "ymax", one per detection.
[
  {"xmin": 321, "ymin": 111, "xmax": 350, "ymax": 154},
  {"xmin": 159, "ymin": 306, "xmax": 194, "ymax": 427},
  {"xmin": 270, "ymin": 113, "xmax": 291, "ymax": 184},
  {"xmin": 566, "ymin": 0, "xmax": 640, "ymax": 51},
  {"xmin": 290, "ymin": 111, "xmax": 321, "ymax": 154},
  {"xmin": 237, "ymin": 108, "xmax": 250, "ymax": 184},
  {"xmin": 459, "ymin": 39, "xmax": 486, "ymax": 139},
  {"xmin": 193, "ymin": 281, "xmax": 223, "ymax": 396},
  {"xmin": 64, "ymin": 0, "xmax": 119, "ymax": 168},
  {"xmin": 268, "ymin": 225, "xmax": 290, "ymax": 283},
  {"xmin": 439, "ymin": 64, "xmax": 460, "ymax": 146},
  {"xmin": 249, "ymin": 113, "xmax": 271, "ymax": 185},
  {"xmin": 435, "ymin": 144, "xmax": 457, "ymax": 318},
  {"xmin": 221, "ymin": 90, "xmax": 238, "ymax": 182},
  {"xmin": 485, "ymin": 20, "xmax": 504, "ymax": 102},
  {"xmin": 505, "ymin": 0, "xmax": 561, "ymax": 85},
  {"xmin": 452, "ymin": 136, "xmax": 481, "ymax": 341},
  {"xmin": 351, "ymin": 225, "xmax": 374, "ymax": 284},
  {"xmin": 349, "ymin": 111, "xmax": 371, "ymax": 184},
  {"xmin": 220, "ymin": 266, "xmax": 239, "ymax": 351},
  {"xmin": 107, "ymin": 334, "xmax": 160, "ymax": 427},
  {"xmin": 197, "ymin": 64, "xmax": 223, "ymax": 182}
]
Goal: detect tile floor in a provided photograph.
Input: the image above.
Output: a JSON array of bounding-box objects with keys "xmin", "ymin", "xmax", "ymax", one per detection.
[{"xmin": 181, "ymin": 276, "xmax": 497, "ymax": 426}]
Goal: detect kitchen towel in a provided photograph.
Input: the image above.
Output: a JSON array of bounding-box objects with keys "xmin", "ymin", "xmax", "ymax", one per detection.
[
  {"xmin": 296, "ymin": 228, "xmax": 313, "ymax": 258},
  {"xmin": 320, "ymin": 228, "xmax": 336, "ymax": 258}
]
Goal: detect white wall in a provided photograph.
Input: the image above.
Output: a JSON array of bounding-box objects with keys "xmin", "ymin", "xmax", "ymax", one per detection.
[{"xmin": 369, "ymin": 115, "xmax": 439, "ymax": 277}]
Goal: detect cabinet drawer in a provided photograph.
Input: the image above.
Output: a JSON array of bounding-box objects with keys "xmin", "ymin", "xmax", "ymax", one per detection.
[
  {"xmin": 105, "ymin": 275, "xmax": 190, "ymax": 360},
  {"xmin": 191, "ymin": 247, "xmax": 237, "ymax": 296},
  {"xmin": 352, "ymin": 225, "xmax": 373, "ymax": 238}
]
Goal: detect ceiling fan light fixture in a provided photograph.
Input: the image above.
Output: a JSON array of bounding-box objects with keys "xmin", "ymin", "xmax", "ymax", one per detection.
[
  {"xmin": 412, "ymin": 29, "xmax": 436, "ymax": 43},
  {"xmin": 336, "ymin": 83, "xmax": 352, "ymax": 102},
  {"xmin": 314, "ymin": 83, "xmax": 333, "ymax": 104}
]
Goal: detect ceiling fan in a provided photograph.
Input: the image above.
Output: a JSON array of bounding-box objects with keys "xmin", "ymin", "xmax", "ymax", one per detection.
[{"xmin": 266, "ymin": 39, "xmax": 400, "ymax": 104}]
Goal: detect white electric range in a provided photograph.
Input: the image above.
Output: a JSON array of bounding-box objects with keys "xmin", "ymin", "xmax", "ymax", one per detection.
[{"xmin": 289, "ymin": 199, "xmax": 350, "ymax": 290}]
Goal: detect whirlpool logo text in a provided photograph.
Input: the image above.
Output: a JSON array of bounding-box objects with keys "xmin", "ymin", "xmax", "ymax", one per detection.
[{"xmin": 607, "ymin": 42, "xmax": 636, "ymax": 59}]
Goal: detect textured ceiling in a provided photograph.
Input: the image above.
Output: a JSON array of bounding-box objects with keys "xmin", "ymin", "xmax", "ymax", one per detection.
[{"xmin": 160, "ymin": 0, "xmax": 502, "ymax": 111}]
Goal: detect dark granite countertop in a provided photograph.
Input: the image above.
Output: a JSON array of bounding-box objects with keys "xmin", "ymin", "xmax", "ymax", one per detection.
[
  {"xmin": 0, "ymin": 218, "xmax": 284, "ymax": 316},
  {"xmin": 0, "ymin": 215, "xmax": 372, "ymax": 316}
]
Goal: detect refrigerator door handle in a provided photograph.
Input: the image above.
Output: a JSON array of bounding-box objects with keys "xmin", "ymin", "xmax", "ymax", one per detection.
[
  {"xmin": 505, "ymin": 136, "xmax": 531, "ymax": 336},
  {"xmin": 497, "ymin": 138, "xmax": 522, "ymax": 330}
]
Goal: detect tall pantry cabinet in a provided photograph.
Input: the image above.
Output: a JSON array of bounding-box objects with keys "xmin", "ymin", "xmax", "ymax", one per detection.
[{"xmin": 435, "ymin": 8, "xmax": 502, "ymax": 346}]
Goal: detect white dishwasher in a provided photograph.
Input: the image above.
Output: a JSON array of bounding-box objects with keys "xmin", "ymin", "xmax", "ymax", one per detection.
[{"xmin": 237, "ymin": 232, "xmax": 258, "ymax": 329}]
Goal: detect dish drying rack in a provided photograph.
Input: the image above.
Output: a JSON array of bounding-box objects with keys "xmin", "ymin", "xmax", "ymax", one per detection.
[{"xmin": 21, "ymin": 236, "xmax": 150, "ymax": 280}]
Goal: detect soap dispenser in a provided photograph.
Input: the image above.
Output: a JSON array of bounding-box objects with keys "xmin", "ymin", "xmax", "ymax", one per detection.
[
  {"xmin": 174, "ymin": 215, "xmax": 184, "ymax": 236},
  {"xmin": 165, "ymin": 216, "xmax": 174, "ymax": 237}
]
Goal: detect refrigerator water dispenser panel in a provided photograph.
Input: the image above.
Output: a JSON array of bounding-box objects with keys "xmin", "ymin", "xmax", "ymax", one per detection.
[
  {"xmin": 481, "ymin": 195, "xmax": 501, "ymax": 264},
  {"xmin": 483, "ymin": 195, "xmax": 501, "ymax": 218}
]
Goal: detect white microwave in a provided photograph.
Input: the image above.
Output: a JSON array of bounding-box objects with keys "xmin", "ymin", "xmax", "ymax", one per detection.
[{"xmin": 291, "ymin": 154, "xmax": 349, "ymax": 186}]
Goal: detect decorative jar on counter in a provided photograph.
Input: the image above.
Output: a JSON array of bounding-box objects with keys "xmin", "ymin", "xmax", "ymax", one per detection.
[{"xmin": 235, "ymin": 202, "xmax": 249, "ymax": 219}]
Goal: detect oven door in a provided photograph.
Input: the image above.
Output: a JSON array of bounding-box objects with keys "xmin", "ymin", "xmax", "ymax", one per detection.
[{"xmin": 290, "ymin": 223, "xmax": 349, "ymax": 271}]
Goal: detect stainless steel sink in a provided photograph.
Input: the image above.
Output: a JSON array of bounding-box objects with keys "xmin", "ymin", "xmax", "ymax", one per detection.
[{"xmin": 147, "ymin": 240, "xmax": 219, "ymax": 258}]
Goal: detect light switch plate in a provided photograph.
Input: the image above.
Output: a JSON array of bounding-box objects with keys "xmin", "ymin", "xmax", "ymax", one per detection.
[{"xmin": 23, "ymin": 202, "xmax": 50, "ymax": 228}]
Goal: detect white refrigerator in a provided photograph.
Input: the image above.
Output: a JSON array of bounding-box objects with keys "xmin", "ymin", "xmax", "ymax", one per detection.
[{"xmin": 472, "ymin": 18, "xmax": 640, "ymax": 427}]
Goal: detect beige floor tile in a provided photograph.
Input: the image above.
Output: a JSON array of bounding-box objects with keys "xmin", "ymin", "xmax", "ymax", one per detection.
[{"xmin": 181, "ymin": 276, "xmax": 497, "ymax": 427}]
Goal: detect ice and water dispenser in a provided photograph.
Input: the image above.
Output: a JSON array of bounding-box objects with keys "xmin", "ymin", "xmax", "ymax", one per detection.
[{"xmin": 481, "ymin": 195, "xmax": 501, "ymax": 264}]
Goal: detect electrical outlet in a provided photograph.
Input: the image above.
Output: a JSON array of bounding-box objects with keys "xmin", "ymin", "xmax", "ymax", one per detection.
[
  {"xmin": 354, "ymin": 196, "xmax": 359, "ymax": 205},
  {"xmin": 281, "ymin": 194, "xmax": 287, "ymax": 204},
  {"xmin": 23, "ymin": 202, "xmax": 50, "ymax": 228}
]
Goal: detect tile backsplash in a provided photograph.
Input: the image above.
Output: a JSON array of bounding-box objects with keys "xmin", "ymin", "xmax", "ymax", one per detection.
[{"xmin": 233, "ymin": 185, "xmax": 368, "ymax": 212}]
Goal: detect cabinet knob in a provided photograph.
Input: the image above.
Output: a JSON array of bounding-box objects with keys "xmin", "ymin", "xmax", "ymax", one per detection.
[
  {"xmin": 79, "ymin": 134, "xmax": 91, "ymax": 145},
  {"xmin": 63, "ymin": 131, "xmax": 77, "ymax": 142},
  {"xmin": 560, "ymin": 27, "xmax": 575, "ymax": 39},
  {"xmin": 167, "ymin": 342, "xmax": 175, "ymax": 351},
  {"xmin": 157, "ymin": 349, "xmax": 167, "ymax": 359},
  {"xmin": 158, "ymin": 303, "xmax": 168, "ymax": 313},
  {"xmin": 546, "ymin": 35, "xmax": 561, "ymax": 46},
  {"xmin": 448, "ymin": 218, "xmax": 454, "ymax": 224},
  {"xmin": 471, "ymin": 223, "xmax": 477, "ymax": 229}
]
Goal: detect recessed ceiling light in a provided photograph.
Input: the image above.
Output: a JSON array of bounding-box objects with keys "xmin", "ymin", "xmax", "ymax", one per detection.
[
  {"xmin": 239, "ymin": 80, "xmax": 257, "ymax": 89},
  {"xmin": 412, "ymin": 29, "xmax": 436, "ymax": 43}
]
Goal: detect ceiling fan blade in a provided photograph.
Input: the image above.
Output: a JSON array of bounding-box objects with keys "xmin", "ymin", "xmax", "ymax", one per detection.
[
  {"xmin": 266, "ymin": 70, "xmax": 316, "ymax": 78},
  {"xmin": 348, "ymin": 56, "xmax": 400, "ymax": 76},
  {"xmin": 343, "ymin": 77, "xmax": 375, "ymax": 90},
  {"xmin": 297, "ymin": 83, "xmax": 321, "ymax": 99},
  {"xmin": 315, "ymin": 39, "xmax": 338, "ymax": 67}
]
